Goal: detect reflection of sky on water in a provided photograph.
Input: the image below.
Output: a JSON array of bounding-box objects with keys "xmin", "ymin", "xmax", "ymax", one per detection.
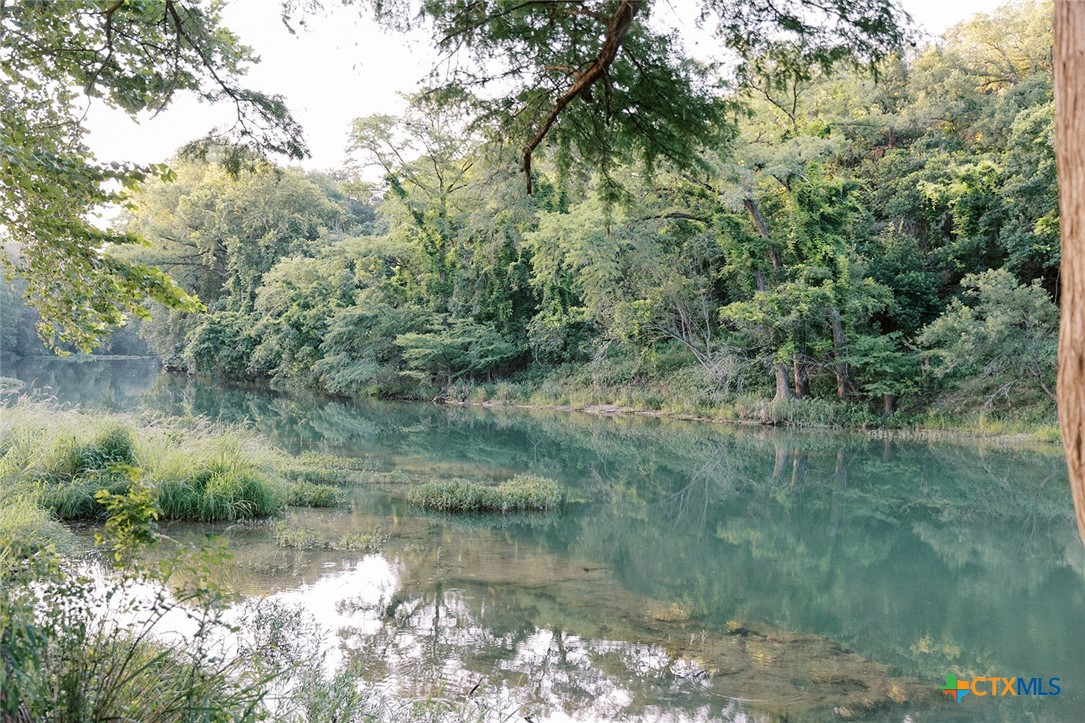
[
  {"xmin": 271, "ymin": 554, "xmax": 396, "ymax": 668},
  {"xmin": 257, "ymin": 555, "xmax": 752, "ymax": 722}
]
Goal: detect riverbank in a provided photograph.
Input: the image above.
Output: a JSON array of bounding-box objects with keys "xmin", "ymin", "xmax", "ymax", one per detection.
[
  {"xmin": 0, "ymin": 399, "xmax": 355, "ymax": 555},
  {"xmin": 8, "ymin": 351, "xmax": 1062, "ymax": 446},
  {"xmin": 438, "ymin": 368, "xmax": 1064, "ymax": 447}
]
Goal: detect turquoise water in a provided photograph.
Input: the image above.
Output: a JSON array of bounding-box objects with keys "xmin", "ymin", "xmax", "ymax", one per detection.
[{"xmin": 5, "ymin": 356, "xmax": 1084, "ymax": 720}]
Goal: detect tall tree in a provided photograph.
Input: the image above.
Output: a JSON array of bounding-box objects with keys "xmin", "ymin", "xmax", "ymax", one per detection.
[
  {"xmin": 326, "ymin": 0, "xmax": 911, "ymax": 194},
  {"xmin": 0, "ymin": 0, "xmax": 305, "ymax": 349},
  {"xmin": 1054, "ymin": 0, "xmax": 1085, "ymax": 543}
]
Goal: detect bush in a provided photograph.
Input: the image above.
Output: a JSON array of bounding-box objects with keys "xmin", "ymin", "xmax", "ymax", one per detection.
[
  {"xmin": 408, "ymin": 474, "xmax": 563, "ymax": 513},
  {"xmin": 183, "ymin": 311, "xmax": 258, "ymax": 378},
  {"xmin": 918, "ymin": 269, "xmax": 1057, "ymax": 410}
]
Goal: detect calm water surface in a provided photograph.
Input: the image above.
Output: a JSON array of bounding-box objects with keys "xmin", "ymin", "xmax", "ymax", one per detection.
[{"xmin": 5, "ymin": 357, "xmax": 1084, "ymax": 721}]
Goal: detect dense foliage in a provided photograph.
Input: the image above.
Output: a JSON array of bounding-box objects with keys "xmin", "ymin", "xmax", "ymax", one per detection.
[
  {"xmin": 0, "ymin": 0, "xmax": 307, "ymax": 350},
  {"xmin": 69, "ymin": 1, "xmax": 1054, "ymax": 425},
  {"xmin": 0, "ymin": 1, "xmax": 1058, "ymax": 426}
]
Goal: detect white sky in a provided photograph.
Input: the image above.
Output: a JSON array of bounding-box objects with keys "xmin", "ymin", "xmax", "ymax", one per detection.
[{"xmin": 84, "ymin": 0, "xmax": 1015, "ymax": 173}]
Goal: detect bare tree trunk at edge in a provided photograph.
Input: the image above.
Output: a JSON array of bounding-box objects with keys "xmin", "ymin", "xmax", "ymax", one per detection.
[
  {"xmin": 1055, "ymin": 0, "xmax": 1085, "ymax": 543},
  {"xmin": 745, "ymin": 197, "xmax": 792, "ymax": 404},
  {"xmin": 773, "ymin": 363, "xmax": 792, "ymax": 403}
]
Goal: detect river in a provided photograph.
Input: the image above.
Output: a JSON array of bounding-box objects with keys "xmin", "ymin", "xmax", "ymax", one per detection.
[{"xmin": 5, "ymin": 356, "xmax": 1083, "ymax": 721}]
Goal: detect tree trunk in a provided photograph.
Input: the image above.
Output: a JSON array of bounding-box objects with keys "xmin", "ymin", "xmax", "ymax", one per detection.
[
  {"xmin": 1055, "ymin": 0, "xmax": 1085, "ymax": 543},
  {"xmin": 792, "ymin": 355, "xmax": 808, "ymax": 398},
  {"xmin": 829, "ymin": 306, "xmax": 848, "ymax": 400},
  {"xmin": 745, "ymin": 197, "xmax": 791, "ymax": 403},
  {"xmin": 773, "ymin": 362, "xmax": 792, "ymax": 403},
  {"xmin": 883, "ymin": 394, "xmax": 895, "ymax": 416}
]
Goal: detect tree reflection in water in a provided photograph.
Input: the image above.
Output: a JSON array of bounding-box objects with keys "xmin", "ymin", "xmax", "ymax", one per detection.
[{"xmin": 13, "ymin": 358, "xmax": 1085, "ymax": 720}]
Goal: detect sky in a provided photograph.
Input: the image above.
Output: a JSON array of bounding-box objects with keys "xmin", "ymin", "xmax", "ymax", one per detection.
[{"xmin": 84, "ymin": 0, "xmax": 1015, "ymax": 174}]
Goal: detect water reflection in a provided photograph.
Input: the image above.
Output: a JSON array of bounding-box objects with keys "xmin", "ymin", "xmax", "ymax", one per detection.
[{"xmin": 10, "ymin": 358, "xmax": 1085, "ymax": 720}]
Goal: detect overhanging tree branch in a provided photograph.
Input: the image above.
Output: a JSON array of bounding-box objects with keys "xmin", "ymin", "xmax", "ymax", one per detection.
[{"xmin": 520, "ymin": 0, "xmax": 642, "ymax": 193}]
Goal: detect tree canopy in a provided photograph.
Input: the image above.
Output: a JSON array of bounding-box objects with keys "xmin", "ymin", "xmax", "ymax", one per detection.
[
  {"xmin": 338, "ymin": 0, "xmax": 911, "ymax": 194},
  {"xmin": 64, "ymin": 0, "xmax": 1051, "ymax": 431},
  {"xmin": 1, "ymin": 0, "xmax": 1067, "ymax": 434},
  {"xmin": 0, "ymin": 0, "xmax": 306, "ymax": 349}
]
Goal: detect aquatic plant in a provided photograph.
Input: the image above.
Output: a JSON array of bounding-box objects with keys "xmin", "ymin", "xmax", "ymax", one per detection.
[
  {"xmin": 295, "ymin": 451, "xmax": 382, "ymax": 472},
  {"xmin": 284, "ymin": 480, "xmax": 346, "ymax": 508},
  {"xmin": 274, "ymin": 522, "xmax": 384, "ymax": 552},
  {"xmin": 408, "ymin": 474, "xmax": 563, "ymax": 513},
  {"xmin": 273, "ymin": 523, "xmax": 322, "ymax": 549},
  {"xmin": 156, "ymin": 465, "xmax": 283, "ymax": 522}
]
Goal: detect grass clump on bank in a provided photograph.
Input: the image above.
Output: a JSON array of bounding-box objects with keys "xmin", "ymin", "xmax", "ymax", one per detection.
[
  {"xmin": 0, "ymin": 399, "xmax": 366, "ymax": 526},
  {"xmin": 0, "ymin": 496, "xmax": 76, "ymax": 559},
  {"xmin": 408, "ymin": 474, "xmax": 562, "ymax": 513}
]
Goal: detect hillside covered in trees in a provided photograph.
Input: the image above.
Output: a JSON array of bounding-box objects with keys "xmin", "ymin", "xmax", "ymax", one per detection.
[{"xmin": 4, "ymin": 1, "xmax": 1059, "ymax": 429}]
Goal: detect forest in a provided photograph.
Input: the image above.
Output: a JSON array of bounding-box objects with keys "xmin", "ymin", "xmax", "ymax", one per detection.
[{"xmin": 0, "ymin": 1, "xmax": 1059, "ymax": 431}]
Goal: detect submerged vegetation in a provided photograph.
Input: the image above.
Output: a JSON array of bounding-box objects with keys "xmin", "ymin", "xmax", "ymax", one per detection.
[
  {"xmin": 274, "ymin": 521, "xmax": 385, "ymax": 552},
  {"xmin": 409, "ymin": 474, "xmax": 564, "ymax": 513}
]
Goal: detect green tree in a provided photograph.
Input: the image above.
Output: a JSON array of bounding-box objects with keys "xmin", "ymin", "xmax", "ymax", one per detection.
[
  {"xmin": 1, "ymin": 0, "xmax": 305, "ymax": 349},
  {"xmin": 332, "ymin": 0, "xmax": 910, "ymax": 194},
  {"xmin": 123, "ymin": 159, "xmax": 359, "ymax": 365},
  {"xmin": 918, "ymin": 269, "xmax": 1057, "ymax": 407},
  {"xmin": 396, "ymin": 317, "xmax": 520, "ymax": 386}
]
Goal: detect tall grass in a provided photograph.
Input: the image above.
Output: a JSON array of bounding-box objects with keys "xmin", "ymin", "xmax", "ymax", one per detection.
[
  {"xmin": 0, "ymin": 496, "xmax": 75, "ymax": 562},
  {"xmin": 409, "ymin": 474, "xmax": 563, "ymax": 513},
  {"xmin": 0, "ymin": 399, "xmax": 291, "ymax": 523}
]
